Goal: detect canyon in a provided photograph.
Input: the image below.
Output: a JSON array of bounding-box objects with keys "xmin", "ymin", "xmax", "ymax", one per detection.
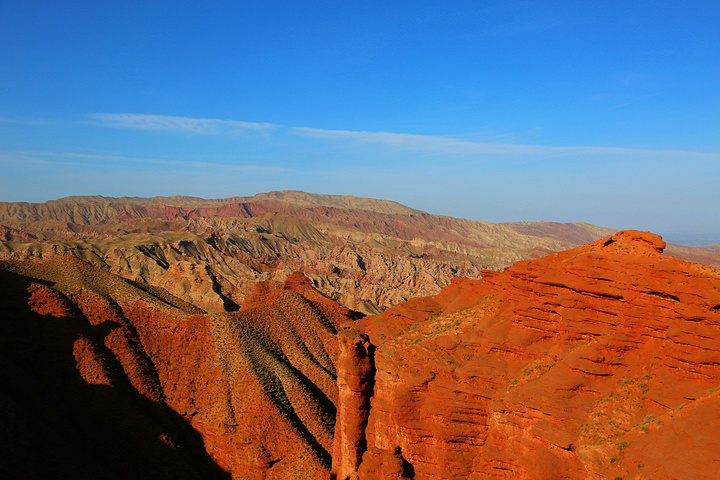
[
  {"xmin": 0, "ymin": 191, "xmax": 613, "ymax": 316},
  {"xmin": 2, "ymin": 192, "xmax": 720, "ymax": 479}
]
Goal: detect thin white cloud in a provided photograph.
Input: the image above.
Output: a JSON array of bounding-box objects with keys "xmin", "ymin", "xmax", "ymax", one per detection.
[
  {"xmin": 0, "ymin": 151, "xmax": 288, "ymax": 174},
  {"xmin": 291, "ymin": 126, "xmax": 720, "ymax": 160},
  {"xmin": 89, "ymin": 113, "xmax": 276, "ymax": 134},
  {"xmin": 86, "ymin": 112, "xmax": 719, "ymax": 161},
  {"xmin": 604, "ymin": 92, "xmax": 663, "ymax": 111}
]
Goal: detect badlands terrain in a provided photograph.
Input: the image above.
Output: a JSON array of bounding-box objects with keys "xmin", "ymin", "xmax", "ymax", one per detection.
[
  {"xmin": 1, "ymin": 191, "xmax": 718, "ymax": 316},
  {"xmin": 1, "ymin": 192, "xmax": 720, "ymax": 479}
]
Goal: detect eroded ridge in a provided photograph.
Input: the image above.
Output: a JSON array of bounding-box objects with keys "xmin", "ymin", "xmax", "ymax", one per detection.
[{"xmin": 0, "ymin": 258, "xmax": 356, "ymax": 479}]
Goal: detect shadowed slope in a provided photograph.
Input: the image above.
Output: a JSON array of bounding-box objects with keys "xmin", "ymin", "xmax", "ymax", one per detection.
[
  {"xmin": 0, "ymin": 263, "xmax": 228, "ymax": 480},
  {"xmin": 0, "ymin": 257, "xmax": 358, "ymax": 479}
]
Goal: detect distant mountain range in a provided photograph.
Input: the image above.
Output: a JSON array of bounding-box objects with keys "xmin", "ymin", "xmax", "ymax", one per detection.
[
  {"xmin": 662, "ymin": 232, "xmax": 720, "ymax": 247},
  {"xmin": 1, "ymin": 191, "xmax": 717, "ymax": 315}
]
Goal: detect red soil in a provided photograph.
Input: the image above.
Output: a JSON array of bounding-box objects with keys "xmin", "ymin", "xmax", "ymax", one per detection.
[{"xmin": 5, "ymin": 228, "xmax": 720, "ymax": 479}]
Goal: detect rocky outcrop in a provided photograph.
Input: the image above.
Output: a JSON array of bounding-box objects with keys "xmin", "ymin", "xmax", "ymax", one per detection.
[
  {"xmin": 337, "ymin": 230, "xmax": 720, "ymax": 479},
  {"xmin": 4, "ymin": 220, "xmax": 720, "ymax": 479},
  {"xmin": 0, "ymin": 257, "xmax": 357, "ymax": 479}
]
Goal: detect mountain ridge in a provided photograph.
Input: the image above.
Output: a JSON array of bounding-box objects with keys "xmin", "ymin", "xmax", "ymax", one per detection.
[
  {"xmin": 3, "ymin": 226, "xmax": 720, "ymax": 478},
  {"xmin": 5, "ymin": 190, "xmax": 423, "ymax": 215}
]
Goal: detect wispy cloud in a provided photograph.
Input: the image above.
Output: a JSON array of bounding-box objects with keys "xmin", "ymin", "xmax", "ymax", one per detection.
[
  {"xmin": 89, "ymin": 113, "xmax": 276, "ymax": 134},
  {"xmin": 291, "ymin": 126, "xmax": 719, "ymax": 160},
  {"xmin": 604, "ymin": 92, "xmax": 663, "ymax": 111},
  {"xmin": 0, "ymin": 151, "xmax": 288, "ymax": 174},
  {"xmin": 86, "ymin": 113, "xmax": 719, "ymax": 161}
]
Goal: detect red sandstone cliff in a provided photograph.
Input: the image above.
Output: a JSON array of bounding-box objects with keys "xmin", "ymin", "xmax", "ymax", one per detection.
[
  {"xmin": 332, "ymin": 329, "xmax": 376, "ymax": 479},
  {"xmin": 334, "ymin": 230, "xmax": 720, "ymax": 479},
  {"xmin": 4, "ymin": 191, "xmax": 720, "ymax": 479},
  {"xmin": 4, "ymin": 228, "xmax": 720, "ymax": 479}
]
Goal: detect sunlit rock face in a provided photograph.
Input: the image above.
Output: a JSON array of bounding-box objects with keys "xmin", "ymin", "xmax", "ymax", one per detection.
[
  {"xmin": 334, "ymin": 231, "xmax": 720, "ymax": 480},
  {"xmin": 4, "ymin": 191, "xmax": 720, "ymax": 480}
]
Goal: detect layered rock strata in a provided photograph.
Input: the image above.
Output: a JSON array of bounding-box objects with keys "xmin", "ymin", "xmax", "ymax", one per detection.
[
  {"xmin": 334, "ymin": 231, "xmax": 720, "ymax": 479},
  {"xmin": 331, "ymin": 329, "xmax": 375, "ymax": 479}
]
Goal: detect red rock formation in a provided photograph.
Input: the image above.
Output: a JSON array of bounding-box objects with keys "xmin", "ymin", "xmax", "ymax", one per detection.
[
  {"xmin": 0, "ymin": 257, "xmax": 356, "ymax": 479},
  {"xmin": 331, "ymin": 328, "xmax": 375, "ymax": 480},
  {"xmin": 335, "ymin": 230, "xmax": 720, "ymax": 479}
]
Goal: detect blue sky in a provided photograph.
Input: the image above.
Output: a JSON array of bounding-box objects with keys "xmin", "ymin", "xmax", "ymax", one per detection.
[{"xmin": 1, "ymin": 1, "xmax": 719, "ymax": 241}]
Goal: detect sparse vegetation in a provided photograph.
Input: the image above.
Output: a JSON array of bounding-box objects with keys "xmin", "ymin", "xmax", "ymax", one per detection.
[{"xmin": 639, "ymin": 414, "xmax": 655, "ymax": 433}]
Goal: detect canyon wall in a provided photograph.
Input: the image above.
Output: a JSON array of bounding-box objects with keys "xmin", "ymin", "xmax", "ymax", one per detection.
[{"xmin": 4, "ymin": 192, "xmax": 720, "ymax": 479}]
